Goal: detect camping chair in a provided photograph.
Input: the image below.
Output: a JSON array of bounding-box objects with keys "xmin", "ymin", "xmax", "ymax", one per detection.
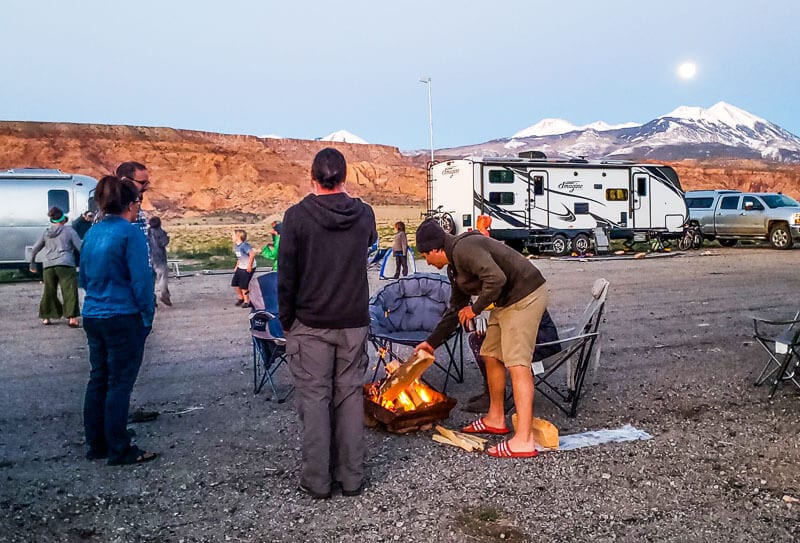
[
  {"xmin": 248, "ymin": 272, "xmax": 293, "ymax": 402},
  {"xmin": 752, "ymin": 310, "xmax": 800, "ymax": 398},
  {"xmin": 368, "ymin": 272, "xmax": 464, "ymax": 392},
  {"xmin": 531, "ymin": 278, "xmax": 609, "ymax": 417}
]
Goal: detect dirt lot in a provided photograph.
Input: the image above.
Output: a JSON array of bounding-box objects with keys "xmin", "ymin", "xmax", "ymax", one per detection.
[{"xmin": 1, "ymin": 248, "xmax": 799, "ymax": 542}]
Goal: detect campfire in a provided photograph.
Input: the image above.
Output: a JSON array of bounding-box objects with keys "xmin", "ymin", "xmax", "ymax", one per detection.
[{"xmin": 364, "ymin": 352, "xmax": 457, "ymax": 434}]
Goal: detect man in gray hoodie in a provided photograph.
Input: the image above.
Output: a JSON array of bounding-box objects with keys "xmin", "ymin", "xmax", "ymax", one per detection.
[
  {"xmin": 29, "ymin": 206, "xmax": 83, "ymax": 326},
  {"xmin": 278, "ymin": 148, "xmax": 377, "ymax": 499}
]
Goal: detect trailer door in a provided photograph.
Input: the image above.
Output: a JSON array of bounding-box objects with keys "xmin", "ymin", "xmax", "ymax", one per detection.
[
  {"xmin": 483, "ymin": 166, "xmax": 529, "ymax": 229},
  {"xmin": 631, "ymin": 173, "xmax": 651, "ymax": 228}
]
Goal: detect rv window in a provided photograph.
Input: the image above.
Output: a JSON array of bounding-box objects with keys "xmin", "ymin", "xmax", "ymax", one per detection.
[
  {"xmin": 532, "ymin": 175, "xmax": 544, "ymax": 195},
  {"xmin": 48, "ymin": 189, "xmax": 70, "ymax": 213},
  {"xmin": 720, "ymin": 196, "xmax": 739, "ymax": 210},
  {"xmin": 574, "ymin": 202, "xmax": 589, "ymax": 215},
  {"xmin": 605, "ymin": 188, "xmax": 628, "ymax": 201},
  {"xmin": 488, "ymin": 192, "xmax": 515, "ymax": 205},
  {"xmin": 488, "ymin": 170, "xmax": 515, "ymax": 183},
  {"xmin": 685, "ymin": 197, "xmax": 714, "ymax": 208},
  {"xmin": 636, "ymin": 177, "xmax": 647, "ymax": 196}
]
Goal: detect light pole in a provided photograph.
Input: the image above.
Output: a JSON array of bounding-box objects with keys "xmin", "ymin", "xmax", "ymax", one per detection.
[{"xmin": 419, "ymin": 76, "xmax": 434, "ymax": 163}]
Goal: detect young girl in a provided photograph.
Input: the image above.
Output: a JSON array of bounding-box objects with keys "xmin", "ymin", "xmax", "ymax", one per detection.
[
  {"xmin": 231, "ymin": 229, "xmax": 257, "ymax": 308},
  {"xmin": 391, "ymin": 221, "xmax": 408, "ymax": 278}
]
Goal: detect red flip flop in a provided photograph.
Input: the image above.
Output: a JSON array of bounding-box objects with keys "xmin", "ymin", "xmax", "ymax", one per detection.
[
  {"xmin": 462, "ymin": 418, "xmax": 510, "ymax": 435},
  {"xmin": 487, "ymin": 440, "xmax": 539, "ymax": 459}
]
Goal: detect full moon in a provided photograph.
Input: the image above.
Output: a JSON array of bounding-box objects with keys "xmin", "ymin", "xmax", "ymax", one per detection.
[{"xmin": 678, "ymin": 62, "xmax": 697, "ymax": 80}]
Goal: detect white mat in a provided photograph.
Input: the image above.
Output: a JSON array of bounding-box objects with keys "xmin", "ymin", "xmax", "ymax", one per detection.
[{"xmin": 545, "ymin": 424, "xmax": 652, "ymax": 452}]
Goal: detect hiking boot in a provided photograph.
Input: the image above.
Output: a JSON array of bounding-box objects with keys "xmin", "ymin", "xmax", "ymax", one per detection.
[{"xmin": 234, "ymin": 299, "xmax": 244, "ymax": 306}]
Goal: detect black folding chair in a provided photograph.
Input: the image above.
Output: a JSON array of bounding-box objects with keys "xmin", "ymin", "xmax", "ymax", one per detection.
[
  {"xmin": 248, "ymin": 272, "xmax": 293, "ymax": 402},
  {"xmin": 368, "ymin": 273, "xmax": 464, "ymax": 392},
  {"xmin": 753, "ymin": 310, "xmax": 800, "ymax": 398},
  {"xmin": 532, "ymin": 278, "xmax": 609, "ymax": 417}
]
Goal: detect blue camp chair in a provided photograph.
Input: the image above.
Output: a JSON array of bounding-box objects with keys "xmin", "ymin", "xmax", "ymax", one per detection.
[
  {"xmin": 368, "ymin": 272, "xmax": 464, "ymax": 392},
  {"xmin": 248, "ymin": 272, "xmax": 293, "ymax": 402}
]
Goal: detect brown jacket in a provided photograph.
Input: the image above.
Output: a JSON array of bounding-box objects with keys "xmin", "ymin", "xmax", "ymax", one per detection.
[{"xmin": 426, "ymin": 231, "xmax": 546, "ymax": 348}]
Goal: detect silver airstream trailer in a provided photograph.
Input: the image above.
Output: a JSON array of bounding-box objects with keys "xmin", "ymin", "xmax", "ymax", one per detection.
[{"xmin": 0, "ymin": 169, "xmax": 98, "ymax": 272}]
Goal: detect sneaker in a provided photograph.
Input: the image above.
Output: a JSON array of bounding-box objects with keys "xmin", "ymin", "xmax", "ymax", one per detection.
[
  {"xmin": 298, "ymin": 484, "xmax": 331, "ymax": 500},
  {"xmin": 241, "ymin": 302, "xmax": 251, "ymax": 309},
  {"xmin": 234, "ymin": 299, "xmax": 244, "ymax": 306}
]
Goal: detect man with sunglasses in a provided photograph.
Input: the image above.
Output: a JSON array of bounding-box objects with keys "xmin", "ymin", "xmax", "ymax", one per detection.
[{"xmin": 115, "ymin": 161, "xmax": 152, "ymax": 266}]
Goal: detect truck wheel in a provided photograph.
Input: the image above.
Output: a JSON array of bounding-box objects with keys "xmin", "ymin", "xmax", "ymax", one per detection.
[
  {"xmin": 551, "ymin": 234, "xmax": 570, "ymax": 256},
  {"xmin": 718, "ymin": 239, "xmax": 737, "ymax": 247},
  {"xmin": 769, "ymin": 223, "xmax": 792, "ymax": 249},
  {"xmin": 572, "ymin": 233, "xmax": 591, "ymax": 254}
]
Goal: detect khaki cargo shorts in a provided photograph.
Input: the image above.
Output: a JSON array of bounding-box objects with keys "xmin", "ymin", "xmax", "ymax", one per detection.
[{"xmin": 479, "ymin": 285, "xmax": 548, "ymax": 368}]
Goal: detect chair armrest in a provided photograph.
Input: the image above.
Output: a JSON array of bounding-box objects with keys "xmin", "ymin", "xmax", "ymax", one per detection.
[
  {"xmin": 250, "ymin": 311, "xmax": 277, "ymax": 321},
  {"xmin": 752, "ymin": 316, "xmax": 800, "ymax": 338},
  {"xmin": 535, "ymin": 331, "xmax": 598, "ymax": 348}
]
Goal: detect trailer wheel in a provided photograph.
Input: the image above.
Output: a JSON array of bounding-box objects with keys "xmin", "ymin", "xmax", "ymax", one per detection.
[
  {"xmin": 551, "ymin": 234, "xmax": 570, "ymax": 256},
  {"xmin": 718, "ymin": 239, "xmax": 738, "ymax": 247},
  {"xmin": 572, "ymin": 233, "xmax": 591, "ymax": 254},
  {"xmin": 769, "ymin": 223, "xmax": 792, "ymax": 249}
]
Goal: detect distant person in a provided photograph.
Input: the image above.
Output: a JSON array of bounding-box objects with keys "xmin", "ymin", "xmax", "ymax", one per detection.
[
  {"xmin": 115, "ymin": 161, "xmax": 152, "ymax": 266},
  {"xmin": 391, "ymin": 221, "xmax": 409, "ymax": 278},
  {"xmin": 29, "ymin": 206, "xmax": 82, "ymax": 327},
  {"xmin": 72, "ymin": 210, "xmax": 94, "ymax": 240},
  {"xmin": 148, "ymin": 216, "xmax": 172, "ymax": 306},
  {"xmin": 231, "ymin": 229, "xmax": 256, "ymax": 308},
  {"xmin": 278, "ymin": 147, "xmax": 377, "ymax": 499},
  {"xmin": 260, "ymin": 221, "xmax": 282, "ymax": 271},
  {"xmin": 80, "ymin": 175, "xmax": 156, "ymax": 465}
]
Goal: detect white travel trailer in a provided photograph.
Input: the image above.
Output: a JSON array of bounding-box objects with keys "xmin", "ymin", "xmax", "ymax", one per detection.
[
  {"xmin": 0, "ymin": 169, "xmax": 98, "ymax": 272},
  {"xmin": 428, "ymin": 156, "xmax": 688, "ymax": 255}
]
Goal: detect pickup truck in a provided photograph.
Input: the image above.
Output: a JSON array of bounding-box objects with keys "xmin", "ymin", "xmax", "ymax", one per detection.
[{"xmin": 685, "ymin": 190, "xmax": 800, "ymax": 249}]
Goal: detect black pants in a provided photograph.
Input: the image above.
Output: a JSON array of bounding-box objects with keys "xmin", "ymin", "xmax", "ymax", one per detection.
[{"xmin": 393, "ymin": 254, "xmax": 408, "ymax": 278}]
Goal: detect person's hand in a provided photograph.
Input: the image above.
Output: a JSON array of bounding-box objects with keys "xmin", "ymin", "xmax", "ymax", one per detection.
[
  {"xmin": 458, "ymin": 306, "xmax": 476, "ymax": 328},
  {"xmin": 246, "ymin": 266, "xmax": 252, "ymax": 273},
  {"xmin": 414, "ymin": 341, "xmax": 435, "ymax": 355},
  {"xmin": 29, "ymin": 265, "xmax": 36, "ymax": 274}
]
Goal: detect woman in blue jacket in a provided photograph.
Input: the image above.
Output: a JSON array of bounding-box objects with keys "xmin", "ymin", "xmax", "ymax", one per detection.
[{"xmin": 79, "ymin": 175, "xmax": 157, "ymax": 466}]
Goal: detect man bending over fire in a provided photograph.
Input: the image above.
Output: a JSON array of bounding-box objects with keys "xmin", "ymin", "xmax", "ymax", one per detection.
[{"xmin": 413, "ymin": 219, "xmax": 547, "ymax": 458}]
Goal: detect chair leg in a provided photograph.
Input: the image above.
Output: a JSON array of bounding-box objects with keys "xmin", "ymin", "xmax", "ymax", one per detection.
[
  {"xmin": 253, "ymin": 339, "xmax": 269, "ymax": 395},
  {"xmin": 768, "ymin": 348, "xmax": 800, "ymax": 399}
]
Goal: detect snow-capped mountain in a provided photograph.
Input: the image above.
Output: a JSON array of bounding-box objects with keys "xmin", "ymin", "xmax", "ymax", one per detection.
[
  {"xmin": 321, "ymin": 130, "xmax": 369, "ymax": 144},
  {"xmin": 440, "ymin": 102, "xmax": 800, "ymax": 163}
]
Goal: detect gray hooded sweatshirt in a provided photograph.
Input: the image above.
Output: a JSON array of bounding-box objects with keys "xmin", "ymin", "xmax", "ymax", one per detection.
[{"xmin": 30, "ymin": 223, "xmax": 82, "ymax": 268}]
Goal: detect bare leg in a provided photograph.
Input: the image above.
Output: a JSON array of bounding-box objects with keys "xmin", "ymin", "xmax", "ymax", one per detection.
[
  {"xmin": 496, "ymin": 366, "xmax": 536, "ymax": 453},
  {"xmin": 482, "ymin": 356, "xmax": 507, "ymax": 429}
]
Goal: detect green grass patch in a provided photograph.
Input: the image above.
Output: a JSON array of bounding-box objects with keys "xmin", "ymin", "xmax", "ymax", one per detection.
[{"xmin": 454, "ymin": 506, "xmax": 527, "ymax": 542}]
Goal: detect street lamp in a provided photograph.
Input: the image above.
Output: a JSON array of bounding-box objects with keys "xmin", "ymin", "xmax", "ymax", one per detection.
[{"xmin": 419, "ymin": 76, "xmax": 434, "ymax": 163}]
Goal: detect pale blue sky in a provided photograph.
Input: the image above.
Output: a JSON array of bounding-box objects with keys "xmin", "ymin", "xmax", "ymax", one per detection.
[{"xmin": 1, "ymin": 0, "xmax": 798, "ymax": 150}]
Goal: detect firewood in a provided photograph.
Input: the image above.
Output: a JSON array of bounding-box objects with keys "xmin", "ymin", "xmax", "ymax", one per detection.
[
  {"xmin": 434, "ymin": 425, "xmax": 485, "ymax": 451},
  {"xmin": 432, "ymin": 433, "xmax": 476, "ymax": 452}
]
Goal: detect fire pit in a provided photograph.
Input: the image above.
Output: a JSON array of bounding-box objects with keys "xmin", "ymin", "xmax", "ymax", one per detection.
[{"xmin": 364, "ymin": 351, "xmax": 457, "ymax": 434}]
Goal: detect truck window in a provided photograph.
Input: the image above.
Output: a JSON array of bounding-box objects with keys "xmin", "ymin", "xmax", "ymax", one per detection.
[
  {"xmin": 685, "ymin": 197, "xmax": 714, "ymax": 208},
  {"xmin": 48, "ymin": 189, "xmax": 70, "ymax": 213},
  {"xmin": 605, "ymin": 188, "xmax": 628, "ymax": 201},
  {"xmin": 761, "ymin": 194, "xmax": 800, "ymax": 208},
  {"xmin": 719, "ymin": 196, "xmax": 739, "ymax": 210},
  {"xmin": 741, "ymin": 196, "xmax": 764, "ymax": 211},
  {"xmin": 488, "ymin": 192, "xmax": 514, "ymax": 205},
  {"xmin": 489, "ymin": 170, "xmax": 514, "ymax": 183},
  {"xmin": 532, "ymin": 175, "xmax": 544, "ymax": 195}
]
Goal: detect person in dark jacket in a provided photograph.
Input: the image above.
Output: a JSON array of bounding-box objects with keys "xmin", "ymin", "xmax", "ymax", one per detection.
[
  {"xmin": 414, "ymin": 219, "xmax": 547, "ymax": 459},
  {"xmin": 29, "ymin": 206, "xmax": 83, "ymax": 327},
  {"xmin": 278, "ymin": 147, "xmax": 377, "ymax": 499},
  {"xmin": 72, "ymin": 210, "xmax": 94, "ymax": 239}
]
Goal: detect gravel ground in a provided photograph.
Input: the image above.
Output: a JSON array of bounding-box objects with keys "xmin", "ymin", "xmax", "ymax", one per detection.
[{"xmin": 1, "ymin": 248, "xmax": 799, "ymax": 542}]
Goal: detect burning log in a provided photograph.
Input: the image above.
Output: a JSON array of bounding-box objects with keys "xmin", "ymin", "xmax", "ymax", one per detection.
[{"xmin": 364, "ymin": 351, "xmax": 456, "ymax": 434}]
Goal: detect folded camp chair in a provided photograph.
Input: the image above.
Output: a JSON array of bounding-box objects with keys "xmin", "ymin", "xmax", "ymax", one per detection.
[
  {"xmin": 753, "ymin": 310, "xmax": 800, "ymax": 398},
  {"xmin": 248, "ymin": 272, "xmax": 293, "ymax": 402},
  {"xmin": 369, "ymin": 272, "xmax": 464, "ymax": 392},
  {"xmin": 531, "ymin": 278, "xmax": 609, "ymax": 417}
]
